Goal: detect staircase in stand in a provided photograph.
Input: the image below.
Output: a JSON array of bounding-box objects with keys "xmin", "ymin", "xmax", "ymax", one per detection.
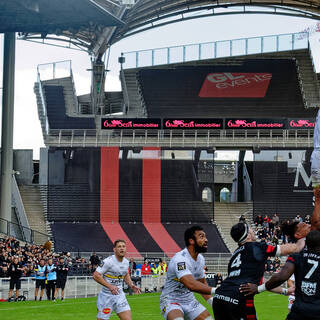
[
  {"xmin": 19, "ymin": 185, "xmax": 51, "ymax": 245},
  {"xmin": 214, "ymin": 202, "xmax": 253, "ymax": 253}
]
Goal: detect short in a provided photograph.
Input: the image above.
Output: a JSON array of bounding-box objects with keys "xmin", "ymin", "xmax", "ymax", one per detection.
[
  {"xmin": 56, "ymin": 278, "xmax": 67, "ymax": 289},
  {"xmin": 212, "ymin": 295, "xmax": 257, "ymax": 320},
  {"xmin": 97, "ymin": 291, "xmax": 130, "ymax": 320},
  {"xmin": 9, "ymin": 278, "xmax": 21, "ymax": 290},
  {"xmin": 35, "ymin": 279, "xmax": 46, "ymax": 289},
  {"xmin": 288, "ymin": 295, "xmax": 295, "ymax": 310},
  {"xmin": 160, "ymin": 295, "xmax": 207, "ymax": 320},
  {"xmin": 287, "ymin": 310, "xmax": 320, "ymax": 320}
]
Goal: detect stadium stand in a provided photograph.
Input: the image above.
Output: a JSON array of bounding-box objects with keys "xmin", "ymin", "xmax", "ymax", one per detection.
[{"xmin": 44, "ymin": 85, "xmax": 95, "ymax": 130}]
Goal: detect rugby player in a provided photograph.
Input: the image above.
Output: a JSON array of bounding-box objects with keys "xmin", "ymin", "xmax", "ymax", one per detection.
[
  {"xmin": 211, "ymin": 223, "xmax": 305, "ymax": 320},
  {"xmin": 93, "ymin": 240, "xmax": 141, "ymax": 320},
  {"xmin": 287, "ymin": 274, "xmax": 295, "ymax": 312},
  {"xmin": 240, "ymin": 230, "xmax": 320, "ymax": 320},
  {"xmin": 160, "ymin": 225, "xmax": 215, "ymax": 320}
]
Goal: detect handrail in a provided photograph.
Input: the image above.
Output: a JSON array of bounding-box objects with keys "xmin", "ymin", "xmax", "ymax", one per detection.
[
  {"xmin": 0, "ymin": 217, "xmax": 80, "ymax": 254},
  {"xmin": 11, "ymin": 175, "xmax": 31, "ymax": 242},
  {"xmin": 121, "ymin": 31, "xmax": 309, "ymax": 69}
]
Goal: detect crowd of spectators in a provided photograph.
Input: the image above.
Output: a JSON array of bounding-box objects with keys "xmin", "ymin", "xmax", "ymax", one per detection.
[
  {"xmin": 0, "ymin": 236, "xmax": 93, "ymax": 279},
  {"xmin": 249, "ymin": 212, "xmax": 311, "ymax": 273}
]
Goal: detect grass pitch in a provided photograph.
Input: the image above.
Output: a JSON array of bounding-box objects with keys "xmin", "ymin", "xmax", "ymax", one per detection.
[{"xmin": 0, "ymin": 292, "xmax": 289, "ymax": 320}]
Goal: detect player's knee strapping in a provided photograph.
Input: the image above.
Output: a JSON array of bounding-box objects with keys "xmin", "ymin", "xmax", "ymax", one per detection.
[
  {"xmin": 173, "ymin": 318, "xmax": 184, "ymax": 320},
  {"xmin": 204, "ymin": 317, "xmax": 213, "ymax": 320}
]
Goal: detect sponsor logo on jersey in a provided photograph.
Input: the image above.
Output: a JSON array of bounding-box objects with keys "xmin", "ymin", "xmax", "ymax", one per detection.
[
  {"xmin": 199, "ymin": 72, "xmax": 272, "ymax": 98},
  {"xmin": 102, "ymin": 308, "xmax": 111, "ymax": 314},
  {"xmin": 301, "ymin": 281, "xmax": 317, "ymax": 296},
  {"xmin": 177, "ymin": 262, "xmax": 186, "ymax": 271}
]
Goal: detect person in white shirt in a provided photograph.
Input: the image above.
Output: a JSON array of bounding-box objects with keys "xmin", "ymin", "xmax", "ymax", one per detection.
[
  {"xmin": 160, "ymin": 225, "xmax": 215, "ymax": 320},
  {"xmin": 93, "ymin": 240, "xmax": 141, "ymax": 320}
]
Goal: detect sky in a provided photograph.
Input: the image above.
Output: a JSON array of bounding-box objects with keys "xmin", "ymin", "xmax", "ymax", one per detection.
[{"xmin": 0, "ymin": 13, "xmax": 320, "ymax": 160}]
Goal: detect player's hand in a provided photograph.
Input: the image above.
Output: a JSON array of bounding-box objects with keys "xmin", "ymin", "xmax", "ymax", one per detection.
[
  {"xmin": 239, "ymin": 283, "xmax": 258, "ymax": 296},
  {"xmin": 287, "ymin": 286, "xmax": 295, "ymax": 296},
  {"xmin": 109, "ymin": 285, "xmax": 120, "ymax": 295},
  {"xmin": 132, "ymin": 285, "xmax": 141, "ymax": 294}
]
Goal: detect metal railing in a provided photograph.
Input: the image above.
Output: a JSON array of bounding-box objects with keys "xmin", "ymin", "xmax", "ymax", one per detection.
[
  {"xmin": 45, "ymin": 128, "xmax": 314, "ymax": 148},
  {"xmin": 122, "ymin": 32, "xmax": 309, "ymax": 69},
  {"xmin": 0, "ymin": 217, "xmax": 80, "ymax": 254},
  {"xmin": 37, "ymin": 60, "xmax": 72, "ymax": 81},
  {"xmin": 0, "ymin": 276, "xmax": 101, "ymax": 300}
]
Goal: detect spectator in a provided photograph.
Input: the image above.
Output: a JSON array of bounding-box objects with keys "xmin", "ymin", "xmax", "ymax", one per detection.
[
  {"xmin": 151, "ymin": 263, "xmax": 158, "ymax": 276},
  {"xmin": 46, "ymin": 258, "xmax": 56, "ymax": 301},
  {"xmin": 141, "ymin": 259, "xmax": 151, "ymax": 275},
  {"xmin": 263, "ymin": 215, "xmax": 270, "ymax": 229},
  {"xmin": 129, "ymin": 258, "xmax": 136, "ymax": 276},
  {"xmin": 89, "ymin": 251, "xmax": 100, "ymax": 272},
  {"xmin": 305, "ymin": 214, "xmax": 311, "ymax": 225},
  {"xmin": 254, "ymin": 215, "xmax": 263, "ymax": 226},
  {"xmin": 158, "ymin": 259, "xmax": 167, "ymax": 275},
  {"xmin": 239, "ymin": 215, "xmax": 246, "ymax": 223},
  {"xmin": 272, "ymin": 213, "xmax": 280, "ymax": 227},
  {"xmin": 34, "ymin": 258, "xmax": 46, "ymax": 301},
  {"xmin": 295, "ymin": 214, "xmax": 303, "ymax": 223},
  {"xmin": 8, "ymin": 256, "xmax": 23, "ymax": 301},
  {"xmin": 216, "ymin": 272, "xmax": 223, "ymax": 287},
  {"xmin": 55, "ymin": 256, "xmax": 69, "ymax": 301}
]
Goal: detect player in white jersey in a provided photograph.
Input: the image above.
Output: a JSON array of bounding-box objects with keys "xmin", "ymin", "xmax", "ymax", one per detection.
[
  {"xmin": 93, "ymin": 240, "xmax": 141, "ymax": 320},
  {"xmin": 288, "ymin": 274, "xmax": 295, "ymax": 312},
  {"xmin": 160, "ymin": 226, "xmax": 216, "ymax": 320},
  {"xmin": 312, "ymin": 109, "xmax": 320, "ymax": 189}
]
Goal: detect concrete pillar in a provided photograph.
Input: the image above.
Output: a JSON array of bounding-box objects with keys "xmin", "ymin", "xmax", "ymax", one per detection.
[{"xmin": 0, "ymin": 33, "xmax": 16, "ymax": 233}]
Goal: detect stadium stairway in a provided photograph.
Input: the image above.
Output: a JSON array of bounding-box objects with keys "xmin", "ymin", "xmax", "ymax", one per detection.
[
  {"xmin": 295, "ymin": 49, "xmax": 320, "ymax": 109},
  {"xmin": 214, "ymin": 202, "xmax": 253, "ymax": 253},
  {"xmin": 19, "ymin": 185, "xmax": 50, "ymax": 245},
  {"xmin": 120, "ymin": 69, "xmax": 146, "ymax": 117}
]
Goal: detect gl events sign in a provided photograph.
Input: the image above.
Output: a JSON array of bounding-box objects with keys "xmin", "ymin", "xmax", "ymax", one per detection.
[{"xmin": 199, "ymin": 72, "xmax": 272, "ymax": 98}]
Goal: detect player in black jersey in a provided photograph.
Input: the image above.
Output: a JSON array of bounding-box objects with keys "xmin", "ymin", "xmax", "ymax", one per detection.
[
  {"xmin": 212, "ymin": 223, "xmax": 305, "ymax": 320},
  {"xmin": 240, "ymin": 230, "xmax": 320, "ymax": 320}
]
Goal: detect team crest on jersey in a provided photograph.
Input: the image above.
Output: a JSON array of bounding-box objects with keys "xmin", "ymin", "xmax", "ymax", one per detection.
[
  {"xmin": 102, "ymin": 308, "xmax": 111, "ymax": 314},
  {"xmin": 301, "ymin": 281, "xmax": 317, "ymax": 296},
  {"xmin": 99, "ymin": 261, "xmax": 104, "ymax": 267},
  {"xmin": 177, "ymin": 262, "xmax": 186, "ymax": 271}
]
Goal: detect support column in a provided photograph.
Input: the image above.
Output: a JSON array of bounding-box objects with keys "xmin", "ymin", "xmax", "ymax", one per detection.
[{"xmin": 0, "ymin": 33, "xmax": 15, "ymax": 233}]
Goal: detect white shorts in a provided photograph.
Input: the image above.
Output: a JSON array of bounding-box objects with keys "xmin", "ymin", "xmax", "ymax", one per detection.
[
  {"xmin": 160, "ymin": 295, "xmax": 207, "ymax": 320},
  {"xmin": 97, "ymin": 291, "xmax": 130, "ymax": 319},
  {"xmin": 311, "ymin": 150, "xmax": 320, "ymax": 186},
  {"xmin": 288, "ymin": 295, "xmax": 295, "ymax": 310}
]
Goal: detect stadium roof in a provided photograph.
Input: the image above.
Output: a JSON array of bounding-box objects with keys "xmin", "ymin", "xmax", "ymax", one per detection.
[
  {"xmin": 7, "ymin": 0, "xmax": 320, "ymax": 57},
  {"xmin": 0, "ymin": 0, "xmax": 124, "ymax": 55},
  {"xmin": 112, "ymin": 0, "xmax": 320, "ymax": 43}
]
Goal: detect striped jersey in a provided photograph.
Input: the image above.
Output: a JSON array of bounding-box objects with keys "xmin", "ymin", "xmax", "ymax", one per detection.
[
  {"xmin": 161, "ymin": 248, "xmax": 205, "ymax": 303},
  {"xmin": 96, "ymin": 255, "xmax": 129, "ymax": 295}
]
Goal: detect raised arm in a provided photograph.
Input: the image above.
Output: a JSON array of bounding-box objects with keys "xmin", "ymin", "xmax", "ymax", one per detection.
[{"xmin": 279, "ymin": 238, "xmax": 305, "ymax": 256}]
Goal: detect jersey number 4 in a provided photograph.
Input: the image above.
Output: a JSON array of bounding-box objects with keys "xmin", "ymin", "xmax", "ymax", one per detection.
[
  {"xmin": 305, "ymin": 259, "xmax": 319, "ymax": 279},
  {"xmin": 231, "ymin": 254, "xmax": 242, "ymax": 268}
]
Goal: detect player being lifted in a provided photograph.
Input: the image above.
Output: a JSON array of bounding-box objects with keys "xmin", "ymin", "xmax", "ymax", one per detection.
[
  {"xmin": 93, "ymin": 240, "xmax": 141, "ymax": 320},
  {"xmin": 280, "ymin": 109, "xmax": 320, "ymax": 241},
  {"xmin": 160, "ymin": 225, "xmax": 216, "ymax": 320},
  {"xmin": 212, "ymin": 223, "xmax": 305, "ymax": 320},
  {"xmin": 241, "ymin": 230, "xmax": 320, "ymax": 320}
]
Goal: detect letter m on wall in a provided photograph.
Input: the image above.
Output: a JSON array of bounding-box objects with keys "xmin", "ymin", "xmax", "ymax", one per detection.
[{"xmin": 294, "ymin": 162, "xmax": 311, "ymax": 188}]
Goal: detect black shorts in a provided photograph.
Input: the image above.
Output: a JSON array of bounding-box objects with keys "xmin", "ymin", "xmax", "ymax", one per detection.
[
  {"xmin": 56, "ymin": 278, "xmax": 67, "ymax": 289},
  {"xmin": 9, "ymin": 278, "xmax": 21, "ymax": 290},
  {"xmin": 287, "ymin": 311, "xmax": 320, "ymax": 320},
  {"xmin": 212, "ymin": 295, "xmax": 257, "ymax": 320},
  {"xmin": 35, "ymin": 279, "xmax": 46, "ymax": 289}
]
